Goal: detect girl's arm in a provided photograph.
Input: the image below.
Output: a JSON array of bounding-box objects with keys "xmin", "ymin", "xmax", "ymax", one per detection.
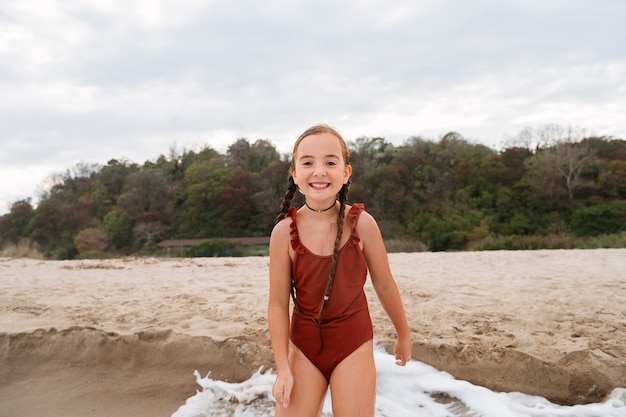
[
  {"xmin": 267, "ymin": 218, "xmax": 294, "ymax": 407},
  {"xmin": 358, "ymin": 211, "xmax": 413, "ymax": 365}
]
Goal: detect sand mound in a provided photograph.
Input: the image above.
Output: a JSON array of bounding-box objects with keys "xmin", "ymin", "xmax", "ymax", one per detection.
[{"xmin": 0, "ymin": 327, "xmax": 273, "ymax": 417}]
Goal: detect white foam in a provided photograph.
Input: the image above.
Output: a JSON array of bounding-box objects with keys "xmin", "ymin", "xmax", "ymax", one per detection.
[{"xmin": 172, "ymin": 346, "xmax": 626, "ymax": 417}]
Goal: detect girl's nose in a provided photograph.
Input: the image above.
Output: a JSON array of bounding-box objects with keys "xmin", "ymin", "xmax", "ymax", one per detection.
[{"xmin": 313, "ymin": 163, "xmax": 326, "ymax": 175}]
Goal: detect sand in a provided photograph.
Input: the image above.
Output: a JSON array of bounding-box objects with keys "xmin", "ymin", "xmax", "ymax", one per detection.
[{"xmin": 0, "ymin": 249, "xmax": 625, "ymax": 417}]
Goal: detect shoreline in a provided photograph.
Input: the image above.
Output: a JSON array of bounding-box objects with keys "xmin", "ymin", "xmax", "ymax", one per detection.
[{"xmin": 1, "ymin": 249, "xmax": 625, "ymax": 415}]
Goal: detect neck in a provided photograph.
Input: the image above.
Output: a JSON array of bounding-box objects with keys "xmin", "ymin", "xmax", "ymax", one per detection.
[{"xmin": 305, "ymin": 200, "xmax": 337, "ymax": 213}]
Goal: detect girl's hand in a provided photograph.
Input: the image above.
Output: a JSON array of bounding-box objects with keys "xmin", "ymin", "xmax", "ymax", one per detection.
[
  {"xmin": 394, "ymin": 337, "xmax": 412, "ymax": 366},
  {"xmin": 272, "ymin": 369, "xmax": 294, "ymax": 408}
]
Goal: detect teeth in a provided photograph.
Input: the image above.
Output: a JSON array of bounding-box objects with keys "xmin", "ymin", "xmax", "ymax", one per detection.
[{"xmin": 311, "ymin": 183, "xmax": 328, "ymax": 188}]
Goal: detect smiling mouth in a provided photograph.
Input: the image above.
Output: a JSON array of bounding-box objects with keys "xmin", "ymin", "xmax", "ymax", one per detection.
[{"xmin": 310, "ymin": 183, "xmax": 330, "ymax": 189}]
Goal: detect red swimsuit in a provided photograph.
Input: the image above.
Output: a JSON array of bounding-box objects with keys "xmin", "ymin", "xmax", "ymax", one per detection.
[{"xmin": 288, "ymin": 204, "xmax": 374, "ymax": 381}]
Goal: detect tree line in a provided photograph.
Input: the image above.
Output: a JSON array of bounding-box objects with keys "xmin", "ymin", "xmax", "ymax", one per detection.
[{"xmin": 1, "ymin": 124, "xmax": 625, "ymax": 259}]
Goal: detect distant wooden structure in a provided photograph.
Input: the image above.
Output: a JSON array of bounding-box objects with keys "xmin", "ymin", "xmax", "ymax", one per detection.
[
  {"xmin": 157, "ymin": 237, "xmax": 270, "ymax": 248},
  {"xmin": 157, "ymin": 237, "xmax": 270, "ymax": 257}
]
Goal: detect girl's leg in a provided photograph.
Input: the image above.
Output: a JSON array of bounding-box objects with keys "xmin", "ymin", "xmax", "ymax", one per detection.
[
  {"xmin": 275, "ymin": 343, "xmax": 328, "ymax": 417},
  {"xmin": 328, "ymin": 340, "xmax": 376, "ymax": 417}
]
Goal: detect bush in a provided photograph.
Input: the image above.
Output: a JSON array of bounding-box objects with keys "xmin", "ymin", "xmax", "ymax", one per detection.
[
  {"xmin": 468, "ymin": 232, "xmax": 626, "ymax": 251},
  {"xmin": 418, "ymin": 211, "xmax": 486, "ymax": 251},
  {"xmin": 46, "ymin": 237, "xmax": 78, "ymax": 260},
  {"xmin": 384, "ymin": 239, "xmax": 429, "ymax": 253},
  {"xmin": 75, "ymin": 227, "xmax": 112, "ymax": 258},
  {"xmin": 186, "ymin": 239, "xmax": 243, "ymax": 257},
  {"xmin": 0, "ymin": 239, "xmax": 44, "ymax": 259},
  {"xmin": 570, "ymin": 201, "xmax": 626, "ymax": 236}
]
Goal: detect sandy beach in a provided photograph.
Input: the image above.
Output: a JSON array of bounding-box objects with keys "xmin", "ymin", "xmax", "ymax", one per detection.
[{"xmin": 1, "ymin": 249, "xmax": 625, "ymax": 417}]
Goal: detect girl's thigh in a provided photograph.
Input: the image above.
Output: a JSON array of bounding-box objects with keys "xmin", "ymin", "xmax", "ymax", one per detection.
[
  {"xmin": 275, "ymin": 343, "xmax": 328, "ymax": 417},
  {"xmin": 329, "ymin": 340, "xmax": 376, "ymax": 417}
]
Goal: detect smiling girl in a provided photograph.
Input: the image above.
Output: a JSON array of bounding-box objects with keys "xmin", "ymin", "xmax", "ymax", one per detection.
[{"xmin": 267, "ymin": 124, "xmax": 412, "ymax": 417}]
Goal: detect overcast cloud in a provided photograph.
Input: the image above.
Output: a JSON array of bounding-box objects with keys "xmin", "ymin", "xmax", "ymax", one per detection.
[{"xmin": 1, "ymin": 0, "xmax": 625, "ymax": 214}]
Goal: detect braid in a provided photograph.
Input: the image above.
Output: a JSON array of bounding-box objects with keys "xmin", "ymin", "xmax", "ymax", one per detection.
[
  {"xmin": 275, "ymin": 176, "xmax": 297, "ymax": 224},
  {"xmin": 322, "ymin": 181, "xmax": 351, "ymax": 313},
  {"xmin": 315, "ymin": 180, "xmax": 351, "ymax": 352},
  {"xmin": 279, "ymin": 175, "xmax": 321, "ymax": 333}
]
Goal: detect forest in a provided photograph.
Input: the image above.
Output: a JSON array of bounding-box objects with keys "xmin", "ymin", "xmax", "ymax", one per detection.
[{"xmin": 1, "ymin": 124, "xmax": 625, "ymax": 259}]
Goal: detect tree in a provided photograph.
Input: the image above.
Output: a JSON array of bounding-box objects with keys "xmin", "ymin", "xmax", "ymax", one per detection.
[
  {"xmin": 0, "ymin": 199, "xmax": 35, "ymax": 244},
  {"xmin": 28, "ymin": 198, "xmax": 78, "ymax": 259},
  {"xmin": 75, "ymin": 227, "xmax": 112, "ymax": 257},
  {"xmin": 100, "ymin": 159, "xmax": 139, "ymax": 197},
  {"xmin": 218, "ymin": 167, "xmax": 258, "ymax": 236},
  {"xmin": 117, "ymin": 169, "xmax": 173, "ymax": 218},
  {"xmin": 252, "ymin": 157, "xmax": 293, "ymax": 234},
  {"xmin": 103, "ymin": 209, "xmax": 134, "ymax": 251},
  {"xmin": 596, "ymin": 161, "xmax": 626, "ymax": 199},
  {"xmin": 227, "ymin": 138, "xmax": 281, "ymax": 173},
  {"xmin": 524, "ymin": 125, "xmax": 596, "ymax": 200},
  {"xmin": 178, "ymin": 161, "xmax": 230, "ymax": 237},
  {"xmin": 227, "ymin": 138, "xmax": 252, "ymax": 169}
]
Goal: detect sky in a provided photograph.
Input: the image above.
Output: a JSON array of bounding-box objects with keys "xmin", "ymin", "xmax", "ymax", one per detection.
[{"xmin": 1, "ymin": 0, "xmax": 625, "ymax": 214}]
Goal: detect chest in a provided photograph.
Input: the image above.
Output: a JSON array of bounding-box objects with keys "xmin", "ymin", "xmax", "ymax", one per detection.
[{"xmin": 296, "ymin": 219, "xmax": 351, "ymax": 257}]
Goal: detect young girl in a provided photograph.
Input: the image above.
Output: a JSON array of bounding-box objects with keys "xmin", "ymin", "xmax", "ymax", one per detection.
[{"xmin": 267, "ymin": 124, "xmax": 412, "ymax": 417}]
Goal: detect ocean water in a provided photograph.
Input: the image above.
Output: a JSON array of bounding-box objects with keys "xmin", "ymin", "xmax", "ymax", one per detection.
[{"xmin": 171, "ymin": 346, "xmax": 626, "ymax": 417}]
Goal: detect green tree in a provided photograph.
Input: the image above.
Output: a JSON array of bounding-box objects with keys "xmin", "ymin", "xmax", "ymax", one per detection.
[
  {"xmin": 103, "ymin": 209, "xmax": 134, "ymax": 251},
  {"xmin": 0, "ymin": 199, "xmax": 35, "ymax": 244},
  {"xmin": 28, "ymin": 198, "xmax": 78, "ymax": 259},
  {"xmin": 596, "ymin": 161, "xmax": 626, "ymax": 199},
  {"xmin": 178, "ymin": 160, "xmax": 230, "ymax": 237},
  {"xmin": 253, "ymin": 157, "xmax": 293, "ymax": 233},
  {"xmin": 218, "ymin": 167, "xmax": 258, "ymax": 236},
  {"xmin": 99, "ymin": 159, "xmax": 139, "ymax": 197}
]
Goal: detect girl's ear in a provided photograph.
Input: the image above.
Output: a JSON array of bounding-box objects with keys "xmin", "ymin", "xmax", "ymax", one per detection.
[
  {"xmin": 343, "ymin": 164, "xmax": 352, "ymax": 184},
  {"xmin": 290, "ymin": 173, "xmax": 300, "ymax": 191}
]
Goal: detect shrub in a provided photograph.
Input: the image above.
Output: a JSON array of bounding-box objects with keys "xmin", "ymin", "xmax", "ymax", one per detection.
[
  {"xmin": 0, "ymin": 239, "xmax": 44, "ymax": 259},
  {"xmin": 186, "ymin": 239, "xmax": 243, "ymax": 257},
  {"xmin": 570, "ymin": 201, "xmax": 626, "ymax": 236},
  {"xmin": 384, "ymin": 239, "xmax": 429, "ymax": 253},
  {"xmin": 75, "ymin": 227, "xmax": 112, "ymax": 258},
  {"xmin": 468, "ymin": 232, "xmax": 626, "ymax": 251}
]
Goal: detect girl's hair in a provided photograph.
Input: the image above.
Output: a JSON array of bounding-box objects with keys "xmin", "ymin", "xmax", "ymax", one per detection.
[{"xmin": 276, "ymin": 124, "xmax": 351, "ymax": 352}]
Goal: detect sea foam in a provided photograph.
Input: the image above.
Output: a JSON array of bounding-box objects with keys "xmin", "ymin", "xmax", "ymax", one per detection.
[{"xmin": 172, "ymin": 346, "xmax": 626, "ymax": 417}]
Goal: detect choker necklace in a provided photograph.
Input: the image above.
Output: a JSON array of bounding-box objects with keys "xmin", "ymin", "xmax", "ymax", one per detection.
[{"xmin": 305, "ymin": 201, "xmax": 337, "ymax": 213}]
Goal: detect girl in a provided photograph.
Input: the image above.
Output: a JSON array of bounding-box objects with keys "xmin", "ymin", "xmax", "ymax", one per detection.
[{"xmin": 268, "ymin": 124, "xmax": 412, "ymax": 417}]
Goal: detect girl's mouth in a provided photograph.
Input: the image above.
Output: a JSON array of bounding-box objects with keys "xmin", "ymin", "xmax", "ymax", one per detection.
[{"xmin": 310, "ymin": 183, "xmax": 330, "ymax": 189}]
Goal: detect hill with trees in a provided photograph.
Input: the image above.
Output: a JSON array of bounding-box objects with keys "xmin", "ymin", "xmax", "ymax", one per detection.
[{"xmin": 1, "ymin": 124, "xmax": 625, "ymax": 259}]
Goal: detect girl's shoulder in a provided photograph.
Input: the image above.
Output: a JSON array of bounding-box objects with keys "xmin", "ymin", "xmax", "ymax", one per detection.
[
  {"xmin": 352, "ymin": 206, "xmax": 381, "ymax": 236},
  {"xmin": 271, "ymin": 216, "xmax": 291, "ymax": 238}
]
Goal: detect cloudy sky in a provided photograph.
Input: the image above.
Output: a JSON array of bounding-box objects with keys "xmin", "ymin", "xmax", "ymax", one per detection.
[{"xmin": 1, "ymin": 0, "xmax": 625, "ymax": 214}]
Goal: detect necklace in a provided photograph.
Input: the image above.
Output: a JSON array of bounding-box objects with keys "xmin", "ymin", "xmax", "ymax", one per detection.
[{"xmin": 305, "ymin": 200, "xmax": 337, "ymax": 213}]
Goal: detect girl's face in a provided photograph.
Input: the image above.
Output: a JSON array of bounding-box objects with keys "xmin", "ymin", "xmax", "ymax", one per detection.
[{"xmin": 291, "ymin": 132, "xmax": 352, "ymax": 202}]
